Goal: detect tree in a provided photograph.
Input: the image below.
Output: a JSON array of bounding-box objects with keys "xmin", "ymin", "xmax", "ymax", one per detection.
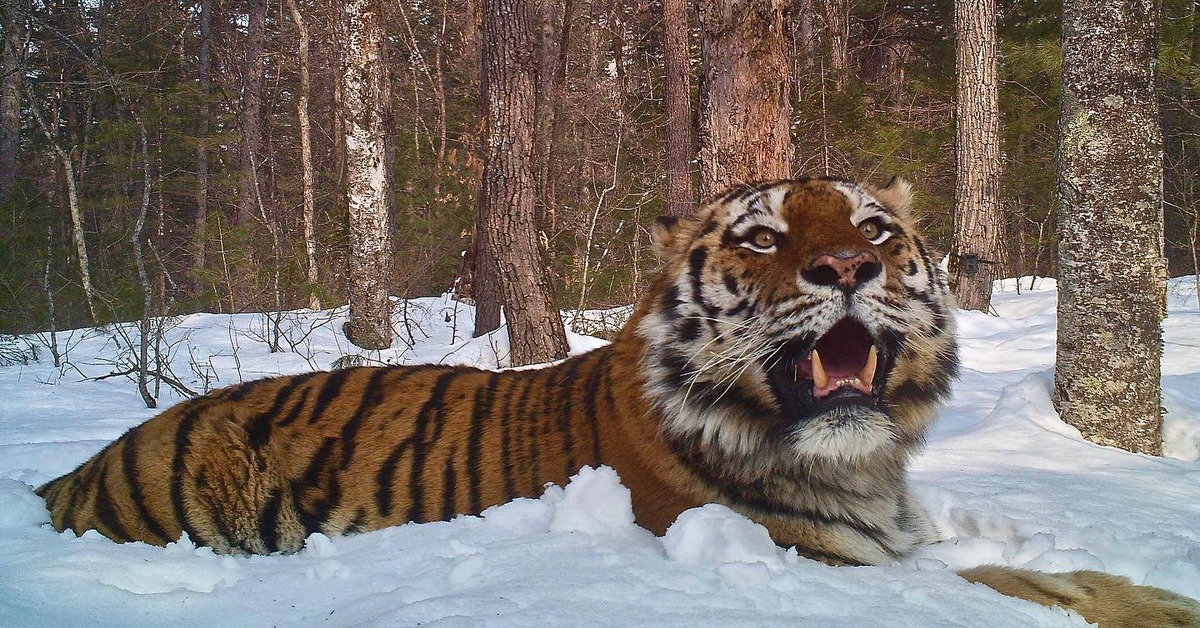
[
  {"xmin": 1054, "ymin": 0, "xmax": 1165, "ymax": 454},
  {"xmin": 341, "ymin": 0, "xmax": 394, "ymax": 350},
  {"xmin": 0, "ymin": 0, "xmax": 26, "ymax": 196},
  {"xmin": 238, "ymin": 0, "xmax": 268, "ymax": 228},
  {"xmin": 480, "ymin": 0, "xmax": 568, "ymax": 365},
  {"xmin": 695, "ymin": 0, "xmax": 792, "ymax": 197},
  {"xmin": 949, "ymin": 0, "xmax": 1003, "ymax": 312},
  {"xmin": 286, "ymin": 0, "xmax": 322, "ymax": 310},
  {"xmin": 662, "ymin": 0, "xmax": 695, "ymax": 217}
]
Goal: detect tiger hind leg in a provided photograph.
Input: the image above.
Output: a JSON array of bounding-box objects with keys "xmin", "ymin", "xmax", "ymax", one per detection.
[{"xmin": 959, "ymin": 566, "xmax": 1200, "ymax": 627}]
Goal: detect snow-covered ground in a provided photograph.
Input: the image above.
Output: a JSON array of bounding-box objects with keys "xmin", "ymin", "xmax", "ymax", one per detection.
[{"xmin": 1, "ymin": 278, "xmax": 1199, "ymax": 627}]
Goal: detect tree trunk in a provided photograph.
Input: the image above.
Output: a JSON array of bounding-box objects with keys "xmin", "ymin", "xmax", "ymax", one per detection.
[
  {"xmin": 824, "ymin": 0, "xmax": 850, "ymax": 91},
  {"xmin": 28, "ymin": 94, "xmax": 98, "ymax": 325},
  {"xmin": 481, "ymin": 0, "xmax": 568, "ymax": 365},
  {"xmin": 696, "ymin": 0, "xmax": 792, "ymax": 198},
  {"xmin": 662, "ymin": 0, "xmax": 696, "ymax": 217},
  {"xmin": 949, "ymin": 0, "xmax": 1003, "ymax": 312},
  {"xmin": 534, "ymin": 0, "xmax": 570, "ymax": 228},
  {"xmin": 341, "ymin": 0, "xmax": 394, "ymax": 350},
  {"xmin": 238, "ymin": 0, "xmax": 267, "ymax": 227},
  {"xmin": 193, "ymin": 0, "xmax": 211, "ymax": 279},
  {"xmin": 0, "ymin": 0, "xmax": 26, "ymax": 196},
  {"xmin": 1055, "ymin": 0, "xmax": 1165, "ymax": 454},
  {"xmin": 287, "ymin": 0, "xmax": 322, "ymax": 310}
]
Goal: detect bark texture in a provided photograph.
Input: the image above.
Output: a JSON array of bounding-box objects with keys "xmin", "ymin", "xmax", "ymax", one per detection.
[
  {"xmin": 1055, "ymin": 0, "xmax": 1165, "ymax": 454},
  {"xmin": 237, "ymin": 0, "xmax": 268, "ymax": 227},
  {"xmin": 193, "ymin": 0, "xmax": 211, "ymax": 275},
  {"xmin": 949, "ymin": 0, "xmax": 1003, "ymax": 312},
  {"xmin": 481, "ymin": 0, "xmax": 569, "ymax": 365},
  {"xmin": 1, "ymin": 0, "xmax": 25, "ymax": 196},
  {"xmin": 696, "ymin": 0, "xmax": 791, "ymax": 198},
  {"xmin": 823, "ymin": 0, "xmax": 850, "ymax": 91},
  {"xmin": 662, "ymin": 0, "xmax": 696, "ymax": 217},
  {"xmin": 287, "ymin": 0, "xmax": 322, "ymax": 310},
  {"xmin": 341, "ymin": 0, "xmax": 394, "ymax": 350}
]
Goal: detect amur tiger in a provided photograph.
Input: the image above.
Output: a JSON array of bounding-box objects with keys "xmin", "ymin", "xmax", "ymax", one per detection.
[{"xmin": 36, "ymin": 177, "xmax": 1200, "ymax": 626}]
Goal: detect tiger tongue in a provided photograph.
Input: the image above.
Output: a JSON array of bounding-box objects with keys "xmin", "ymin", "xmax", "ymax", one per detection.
[{"xmin": 803, "ymin": 347, "xmax": 877, "ymax": 399}]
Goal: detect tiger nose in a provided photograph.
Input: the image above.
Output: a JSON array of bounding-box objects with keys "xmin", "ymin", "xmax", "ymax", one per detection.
[{"xmin": 804, "ymin": 251, "xmax": 881, "ymax": 290}]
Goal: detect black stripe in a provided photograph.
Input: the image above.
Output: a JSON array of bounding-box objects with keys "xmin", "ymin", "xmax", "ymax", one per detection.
[
  {"xmin": 258, "ymin": 488, "xmax": 282, "ymax": 553},
  {"xmin": 555, "ymin": 357, "xmax": 586, "ymax": 478},
  {"xmin": 171, "ymin": 402, "xmax": 207, "ymax": 547},
  {"xmin": 223, "ymin": 379, "xmax": 263, "ymax": 402},
  {"xmin": 293, "ymin": 437, "xmax": 340, "ymax": 535},
  {"xmin": 93, "ymin": 459, "xmax": 133, "ymax": 542},
  {"xmin": 467, "ymin": 373, "xmax": 500, "ymax": 514},
  {"xmin": 346, "ymin": 507, "xmax": 369, "ymax": 534},
  {"xmin": 582, "ymin": 350, "xmax": 610, "ymax": 466},
  {"xmin": 688, "ymin": 248, "xmax": 708, "ymax": 304},
  {"xmin": 660, "ymin": 284, "xmax": 684, "ymax": 311},
  {"xmin": 120, "ymin": 426, "xmax": 171, "ymax": 544},
  {"xmin": 304, "ymin": 368, "xmax": 355, "ymax": 425},
  {"xmin": 274, "ymin": 387, "xmax": 314, "ymax": 429},
  {"xmin": 440, "ymin": 449, "xmax": 458, "ymax": 521},
  {"xmin": 1008, "ymin": 572, "xmax": 1077, "ymax": 608},
  {"xmin": 678, "ymin": 318, "xmax": 701, "ymax": 342},
  {"xmin": 376, "ymin": 371, "xmax": 459, "ymax": 519},
  {"xmin": 58, "ymin": 441, "xmax": 117, "ymax": 534},
  {"xmin": 500, "ymin": 374, "xmax": 531, "ymax": 501},
  {"xmin": 726, "ymin": 299, "xmax": 751, "ymax": 317},
  {"xmin": 405, "ymin": 371, "xmax": 460, "ymax": 523},
  {"xmin": 249, "ymin": 372, "xmax": 321, "ymax": 448},
  {"xmin": 339, "ymin": 367, "xmax": 394, "ymax": 468},
  {"xmin": 522, "ymin": 371, "xmax": 542, "ymax": 496}
]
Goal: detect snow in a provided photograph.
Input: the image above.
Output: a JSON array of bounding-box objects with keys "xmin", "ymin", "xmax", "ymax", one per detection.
[{"xmin": 1, "ymin": 282, "xmax": 1199, "ymax": 627}]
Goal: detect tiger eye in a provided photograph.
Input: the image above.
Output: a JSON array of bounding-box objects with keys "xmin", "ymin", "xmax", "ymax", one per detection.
[
  {"xmin": 859, "ymin": 220, "xmax": 881, "ymax": 240},
  {"xmin": 751, "ymin": 228, "xmax": 777, "ymax": 249}
]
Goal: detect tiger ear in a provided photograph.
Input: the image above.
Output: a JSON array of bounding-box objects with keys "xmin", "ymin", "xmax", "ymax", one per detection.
[
  {"xmin": 651, "ymin": 215, "xmax": 681, "ymax": 258},
  {"xmin": 872, "ymin": 176, "xmax": 914, "ymax": 217}
]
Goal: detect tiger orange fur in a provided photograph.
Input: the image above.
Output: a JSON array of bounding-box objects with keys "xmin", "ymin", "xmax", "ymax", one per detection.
[{"xmin": 37, "ymin": 177, "xmax": 1200, "ymax": 626}]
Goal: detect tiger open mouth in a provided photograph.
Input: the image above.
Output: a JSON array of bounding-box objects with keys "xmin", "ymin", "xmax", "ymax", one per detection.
[{"xmin": 767, "ymin": 318, "xmax": 886, "ymax": 417}]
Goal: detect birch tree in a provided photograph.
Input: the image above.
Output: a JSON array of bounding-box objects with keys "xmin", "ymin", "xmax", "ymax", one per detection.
[
  {"xmin": 480, "ymin": 0, "xmax": 569, "ymax": 365},
  {"xmin": 1054, "ymin": 0, "xmax": 1165, "ymax": 454},
  {"xmin": 286, "ymin": 0, "xmax": 322, "ymax": 310},
  {"xmin": 949, "ymin": 0, "xmax": 1003, "ymax": 312},
  {"xmin": 696, "ymin": 0, "xmax": 791, "ymax": 198},
  {"xmin": 341, "ymin": 0, "xmax": 394, "ymax": 350}
]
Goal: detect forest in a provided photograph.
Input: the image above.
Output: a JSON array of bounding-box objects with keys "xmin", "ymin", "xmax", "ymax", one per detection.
[{"xmin": 0, "ymin": 0, "xmax": 1195, "ymax": 337}]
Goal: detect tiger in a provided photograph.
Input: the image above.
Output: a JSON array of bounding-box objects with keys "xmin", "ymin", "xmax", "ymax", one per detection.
[{"xmin": 36, "ymin": 177, "xmax": 1200, "ymax": 626}]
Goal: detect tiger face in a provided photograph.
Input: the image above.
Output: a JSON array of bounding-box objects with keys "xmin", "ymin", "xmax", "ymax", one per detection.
[{"xmin": 637, "ymin": 177, "xmax": 958, "ymax": 473}]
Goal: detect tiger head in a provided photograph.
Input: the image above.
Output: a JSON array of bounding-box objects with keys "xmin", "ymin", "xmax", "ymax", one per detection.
[{"xmin": 635, "ymin": 177, "xmax": 959, "ymax": 475}]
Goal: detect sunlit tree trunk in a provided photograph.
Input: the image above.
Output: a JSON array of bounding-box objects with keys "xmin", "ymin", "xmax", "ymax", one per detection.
[
  {"xmin": 696, "ymin": 0, "xmax": 791, "ymax": 198},
  {"xmin": 480, "ymin": 0, "xmax": 568, "ymax": 365},
  {"xmin": 949, "ymin": 0, "xmax": 1003, "ymax": 312},
  {"xmin": 28, "ymin": 95, "xmax": 97, "ymax": 324},
  {"xmin": 341, "ymin": 0, "xmax": 394, "ymax": 349},
  {"xmin": 287, "ymin": 0, "xmax": 322, "ymax": 310},
  {"xmin": 824, "ymin": 0, "xmax": 850, "ymax": 91},
  {"xmin": 662, "ymin": 0, "xmax": 696, "ymax": 216},
  {"xmin": 1055, "ymin": 0, "xmax": 1165, "ymax": 454}
]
